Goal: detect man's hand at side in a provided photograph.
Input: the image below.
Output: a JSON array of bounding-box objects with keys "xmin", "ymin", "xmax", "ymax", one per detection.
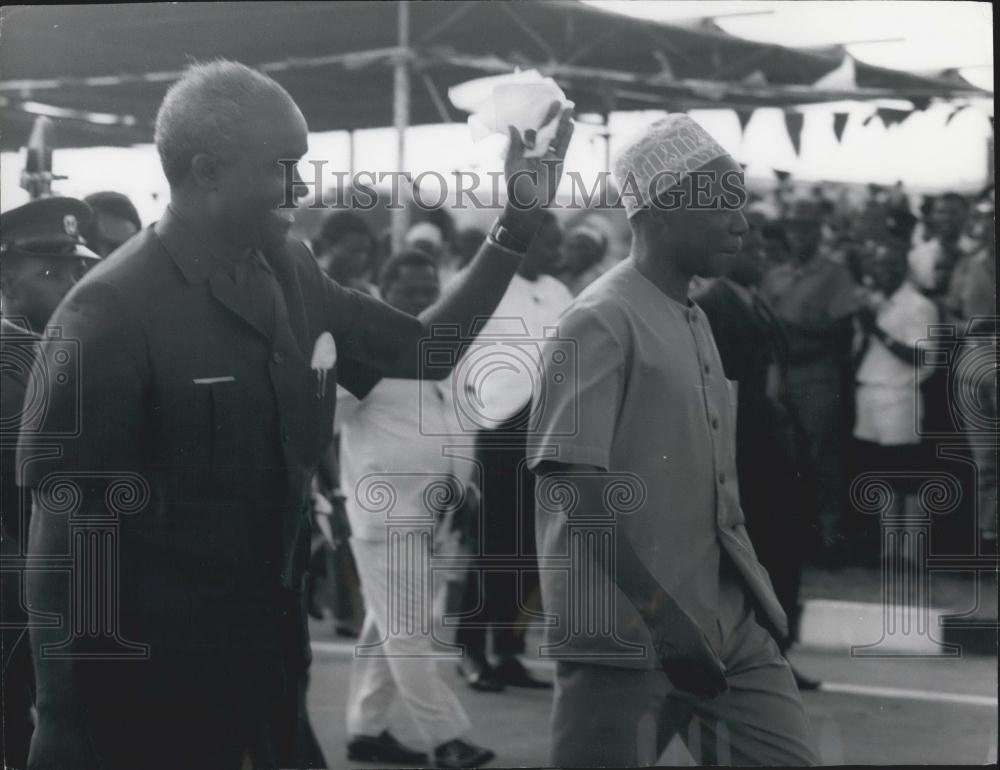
[
  {"xmin": 632, "ymin": 583, "xmax": 728, "ymax": 698},
  {"xmin": 535, "ymin": 461, "xmax": 729, "ymax": 698}
]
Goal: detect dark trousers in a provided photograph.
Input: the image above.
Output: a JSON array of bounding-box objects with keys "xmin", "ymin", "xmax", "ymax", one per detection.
[
  {"xmin": 27, "ymin": 589, "xmax": 325, "ymax": 770},
  {"xmin": 740, "ymin": 478, "xmax": 809, "ymax": 648},
  {"xmin": 308, "ymin": 531, "xmax": 364, "ymax": 630},
  {"xmin": 737, "ymin": 407, "xmax": 814, "ymax": 648},
  {"xmin": 1, "ymin": 537, "xmax": 34, "ymax": 770},
  {"xmin": 455, "ymin": 412, "xmax": 541, "ymax": 658},
  {"xmin": 784, "ymin": 360, "xmax": 847, "ymax": 554}
]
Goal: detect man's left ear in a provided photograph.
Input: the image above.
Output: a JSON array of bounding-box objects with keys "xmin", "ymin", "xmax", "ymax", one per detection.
[{"xmin": 190, "ymin": 153, "xmax": 223, "ymax": 191}]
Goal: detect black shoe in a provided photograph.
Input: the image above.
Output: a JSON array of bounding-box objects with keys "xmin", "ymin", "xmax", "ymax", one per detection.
[
  {"xmin": 335, "ymin": 622, "xmax": 359, "ymax": 638},
  {"xmin": 457, "ymin": 655, "xmax": 504, "ymax": 692},
  {"xmin": 492, "ymin": 656, "xmax": 552, "ymax": 689},
  {"xmin": 307, "ymin": 599, "xmax": 325, "ymax": 620},
  {"xmin": 347, "ymin": 730, "xmax": 427, "ymax": 764},
  {"xmin": 792, "ymin": 666, "xmax": 821, "ymax": 692},
  {"xmin": 434, "ymin": 738, "xmax": 495, "ymax": 769}
]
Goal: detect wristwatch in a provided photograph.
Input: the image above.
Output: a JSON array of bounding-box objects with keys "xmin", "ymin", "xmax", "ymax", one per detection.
[{"xmin": 488, "ymin": 218, "xmax": 531, "ymax": 254}]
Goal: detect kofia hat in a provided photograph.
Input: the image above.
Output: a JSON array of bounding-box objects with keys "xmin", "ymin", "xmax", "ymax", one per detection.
[{"xmin": 613, "ymin": 114, "xmax": 730, "ymax": 219}]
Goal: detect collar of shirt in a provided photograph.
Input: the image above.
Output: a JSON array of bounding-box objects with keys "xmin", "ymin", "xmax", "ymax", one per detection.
[
  {"xmin": 164, "ymin": 204, "xmax": 257, "ymax": 281},
  {"xmin": 623, "ymin": 257, "xmax": 696, "ymax": 318},
  {"xmin": 883, "ymin": 279, "xmax": 921, "ymax": 311}
]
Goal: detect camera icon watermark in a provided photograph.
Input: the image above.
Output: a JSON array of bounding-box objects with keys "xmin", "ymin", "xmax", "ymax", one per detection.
[
  {"xmin": 915, "ymin": 317, "xmax": 998, "ymax": 438},
  {"xmin": 417, "ymin": 320, "xmax": 578, "ymax": 436},
  {"xmin": 0, "ymin": 323, "xmax": 81, "ymax": 442}
]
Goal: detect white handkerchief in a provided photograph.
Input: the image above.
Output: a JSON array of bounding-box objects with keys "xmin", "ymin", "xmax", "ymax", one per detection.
[
  {"xmin": 311, "ymin": 332, "xmax": 337, "ymax": 371},
  {"xmin": 449, "ymin": 70, "xmax": 572, "ymax": 158},
  {"xmin": 311, "ymin": 332, "xmax": 337, "ymax": 399}
]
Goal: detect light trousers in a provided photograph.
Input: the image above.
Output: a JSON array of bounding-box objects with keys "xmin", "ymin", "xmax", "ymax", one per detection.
[
  {"xmin": 346, "ymin": 535, "xmax": 471, "ymax": 749},
  {"xmin": 550, "ymin": 575, "xmax": 819, "ymax": 767}
]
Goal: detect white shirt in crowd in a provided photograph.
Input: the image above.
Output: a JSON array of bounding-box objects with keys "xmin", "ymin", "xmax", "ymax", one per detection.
[
  {"xmin": 907, "ymin": 233, "xmax": 977, "ymax": 291},
  {"xmin": 459, "ymin": 273, "xmax": 573, "ymax": 428},
  {"xmin": 854, "ymin": 280, "xmax": 938, "ymax": 446},
  {"xmin": 336, "ymin": 380, "xmax": 466, "ymax": 541}
]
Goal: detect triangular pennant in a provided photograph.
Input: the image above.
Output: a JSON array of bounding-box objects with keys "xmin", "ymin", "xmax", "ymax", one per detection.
[
  {"xmin": 784, "ymin": 112, "xmax": 804, "ymax": 156},
  {"xmin": 862, "ymin": 112, "xmax": 883, "ymax": 128},
  {"xmin": 877, "ymin": 108, "xmax": 912, "ymax": 128},
  {"xmin": 736, "ymin": 109, "xmax": 755, "ymax": 136},
  {"xmin": 773, "ymin": 169, "xmax": 791, "ymax": 182},
  {"xmin": 832, "ymin": 112, "xmax": 849, "ymax": 143},
  {"xmin": 945, "ymin": 105, "xmax": 970, "ymax": 126},
  {"xmin": 813, "ymin": 55, "xmax": 857, "ymax": 91}
]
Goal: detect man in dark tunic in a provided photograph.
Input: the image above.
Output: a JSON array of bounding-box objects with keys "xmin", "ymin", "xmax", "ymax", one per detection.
[{"xmin": 19, "ymin": 61, "xmax": 572, "ymax": 769}]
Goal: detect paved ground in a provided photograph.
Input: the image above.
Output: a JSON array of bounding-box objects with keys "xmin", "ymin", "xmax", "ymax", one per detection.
[
  {"xmin": 305, "ymin": 634, "xmax": 998, "ymax": 767},
  {"xmin": 799, "ymin": 564, "xmax": 998, "ymax": 619},
  {"xmin": 306, "ymin": 562, "xmax": 998, "ymax": 766}
]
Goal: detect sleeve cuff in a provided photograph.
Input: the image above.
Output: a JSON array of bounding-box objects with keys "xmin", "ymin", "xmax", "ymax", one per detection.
[{"xmin": 526, "ymin": 444, "xmax": 611, "ymax": 472}]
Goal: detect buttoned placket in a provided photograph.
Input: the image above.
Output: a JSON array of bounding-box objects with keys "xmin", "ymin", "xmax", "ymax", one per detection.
[{"xmin": 685, "ymin": 307, "xmax": 728, "ymax": 527}]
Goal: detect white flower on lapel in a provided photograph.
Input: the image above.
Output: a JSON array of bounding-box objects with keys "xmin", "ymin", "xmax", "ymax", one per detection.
[{"xmin": 311, "ymin": 332, "xmax": 337, "ymax": 398}]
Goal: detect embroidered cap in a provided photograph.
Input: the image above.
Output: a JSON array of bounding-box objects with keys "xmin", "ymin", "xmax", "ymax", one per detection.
[{"xmin": 613, "ymin": 114, "xmax": 731, "ymax": 219}]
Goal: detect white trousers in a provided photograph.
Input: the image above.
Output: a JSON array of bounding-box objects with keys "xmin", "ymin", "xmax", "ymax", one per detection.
[{"xmin": 346, "ymin": 535, "xmax": 471, "ymax": 749}]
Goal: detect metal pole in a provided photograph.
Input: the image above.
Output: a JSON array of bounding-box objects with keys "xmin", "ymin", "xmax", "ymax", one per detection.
[
  {"xmin": 391, "ymin": 1, "xmax": 411, "ymax": 254},
  {"xmin": 603, "ymin": 112, "xmax": 612, "ymax": 172}
]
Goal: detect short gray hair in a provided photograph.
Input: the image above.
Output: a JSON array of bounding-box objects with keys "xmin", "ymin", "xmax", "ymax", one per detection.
[{"xmin": 154, "ymin": 60, "xmax": 293, "ymax": 186}]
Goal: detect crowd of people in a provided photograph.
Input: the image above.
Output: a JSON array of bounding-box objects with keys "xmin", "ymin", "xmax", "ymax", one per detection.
[
  {"xmin": 0, "ymin": 59, "xmax": 995, "ymax": 770},
  {"xmin": 309, "ymin": 168, "xmax": 996, "ymax": 562}
]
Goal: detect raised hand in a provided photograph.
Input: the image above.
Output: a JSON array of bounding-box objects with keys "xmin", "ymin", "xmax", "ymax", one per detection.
[{"xmin": 502, "ymin": 101, "xmax": 575, "ymax": 238}]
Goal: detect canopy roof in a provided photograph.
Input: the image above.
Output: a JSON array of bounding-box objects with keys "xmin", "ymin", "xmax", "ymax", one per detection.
[{"xmin": 0, "ymin": 1, "xmax": 986, "ymax": 150}]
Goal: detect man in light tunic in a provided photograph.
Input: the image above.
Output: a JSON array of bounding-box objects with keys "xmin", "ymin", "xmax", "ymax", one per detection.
[{"xmin": 529, "ymin": 115, "xmax": 820, "ymax": 767}]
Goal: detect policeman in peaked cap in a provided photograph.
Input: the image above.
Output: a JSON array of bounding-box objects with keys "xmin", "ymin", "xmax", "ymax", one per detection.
[
  {"xmin": 0, "ymin": 196, "xmax": 99, "ymax": 770},
  {"xmin": 1, "ymin": 196, "xmax": 101, "ymax": 335}
]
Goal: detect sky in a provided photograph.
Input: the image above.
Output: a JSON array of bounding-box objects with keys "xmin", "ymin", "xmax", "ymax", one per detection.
[{"xmin": 1, "ymin": 1, "xmax": 994, "ymax": 224}]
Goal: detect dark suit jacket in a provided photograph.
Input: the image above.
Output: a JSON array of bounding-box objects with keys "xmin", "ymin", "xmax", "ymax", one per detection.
[
  {"xmin": 17, "ymin": 208, "xmax": 428, "ymax": 767},
  {"xmin": 696, "ymin": 279, "xmax": 784, "ymax": 446},
  {"xmin": 696, "ymin": 278, "xmax": 812, "ymax": 626},
  {"xmin": 1, "ymin": 318, "xmax": 40, "ymax": 546},
  {"xmin": 1, "ymin": 318, "xmax": 39, "ymax": 769}
]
